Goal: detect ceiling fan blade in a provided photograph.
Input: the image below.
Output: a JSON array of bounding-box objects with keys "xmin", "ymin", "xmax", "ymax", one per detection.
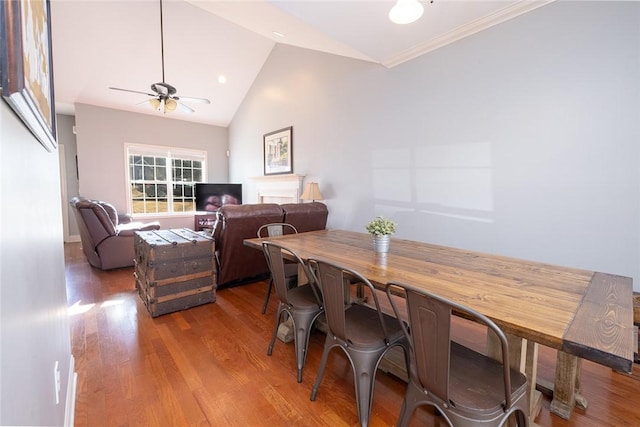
[
  {"xmin": 176, "ymin": 95, "xmax": 211, "ymax": 104},
  {"xmin": 109, "ymin": 87, "xmax": 156, "ymax": 97},
  {"xmin": 135, "ymin": 99, "xmax": 150, "ymax": 106},
  {"xmin": 176, "ymin": 101, "xmax": 195, "ymax": 113}
]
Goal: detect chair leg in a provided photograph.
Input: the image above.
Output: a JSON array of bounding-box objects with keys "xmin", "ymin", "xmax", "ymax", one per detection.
[
  {"xmin": 516, "ymin": 409, "xmax": 529, "ymax": 427},
  {"xmin": 292, "ymin": 311, "xmax": 320, "ymax": 383},
  {"xmin": 261, "ymin": 278, "xmax": 273, "ymax": 314},
  {"xmin": 351, "ymin": 350, "xmax": 382, "ymax": 427},
  {"xmin": 396, "ymin": 382, "xmax": 421, "ymax": 427},
  {"xmin": 268, "ymin": 305, "xmax": 284, "ymax": 356},
  {"xmin": 310, "ymin": 335, "xmax": 333, "ymax": 401}
]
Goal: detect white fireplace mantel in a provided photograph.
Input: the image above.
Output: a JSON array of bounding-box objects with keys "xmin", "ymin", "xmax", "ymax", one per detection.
[{"xmin": 251, "ymin": 174, "xmax": 305, "ymax": 204}]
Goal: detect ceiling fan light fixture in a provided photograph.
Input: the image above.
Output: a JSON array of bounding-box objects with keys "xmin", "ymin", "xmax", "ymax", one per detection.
[
  {"xmin": 108, "ymin": 0, "xmax": 210, "ymax": 113},
  {"xmin": 389, "ymin": 0, "xmax": 424, "ymax": 25},
  {"xmin": 165, "ymin": 99, "xmax": 178, "ymax": 112},
  {"xmin": 149, "ymin": 98, "xmax": 161, "ymax": 111}
]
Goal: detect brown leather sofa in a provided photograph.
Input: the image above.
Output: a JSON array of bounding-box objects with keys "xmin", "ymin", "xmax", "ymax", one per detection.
[
  {"xmin": 281, "ymin": 202, "xmax": 329, "ymax": 232},
  {"xmin": 70, "ymin": 197, "xmax": 161, "ymax": 270},
  {"xmin": 213, "ymin": 202, "xmax": 329, "ymax": 287}
]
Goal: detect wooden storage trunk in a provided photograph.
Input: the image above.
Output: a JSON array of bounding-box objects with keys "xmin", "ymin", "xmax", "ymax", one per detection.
[{"xmin": 134, "ymin": 228, "xmax": 216, "ymax": 317}]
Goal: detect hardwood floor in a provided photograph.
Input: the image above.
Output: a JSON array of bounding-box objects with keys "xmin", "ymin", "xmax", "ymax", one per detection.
[{"xmin": 65, "ymin": 242, "xmax": 640, "ymax": 426}]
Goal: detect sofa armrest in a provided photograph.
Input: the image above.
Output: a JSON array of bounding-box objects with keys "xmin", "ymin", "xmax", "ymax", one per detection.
[{"xmin": 116, "ymin": 221, "xmax": 161, "ymax": 237}]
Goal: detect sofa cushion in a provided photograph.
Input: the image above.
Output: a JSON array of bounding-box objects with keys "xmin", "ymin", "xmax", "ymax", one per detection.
[{"xmin": 281, "ymin": 202, "xmax": 328, "ymax": 233}]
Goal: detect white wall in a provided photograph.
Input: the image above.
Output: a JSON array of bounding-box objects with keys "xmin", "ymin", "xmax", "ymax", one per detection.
[
  {"xmin": 57, "ymin": 114, "xmax": 80, "ymax": 240},
  {"xmin": 74, "ymin": 103, "xmax": 228, "ymax": 229},
  {"xmin": 229, "ymin": 1, "xmax": 640, "ymax": 290},
  {"xmin": 1, "ymin": 102, "xmax": 72, "ymax": 425}
]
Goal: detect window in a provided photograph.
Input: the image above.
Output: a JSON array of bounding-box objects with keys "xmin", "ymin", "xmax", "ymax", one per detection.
[{"xmin": 126, "ymin": 144, "xmax": 206, "ymax": 215}]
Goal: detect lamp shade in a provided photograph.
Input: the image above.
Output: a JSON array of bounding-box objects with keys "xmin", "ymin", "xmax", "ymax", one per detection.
[{"xmin": 300, "ymin": 182, "xmax": 324, "ymax": 202}]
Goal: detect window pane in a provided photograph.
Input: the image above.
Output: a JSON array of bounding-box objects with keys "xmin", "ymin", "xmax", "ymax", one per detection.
[
  {"xmin": 173, "ymin": 200, "xmax": 184, "ymax": 213},
  {"xmin": 143, "ymin": 156, "xmax": 155, "ymax": 166},
  {"xmin": 193, "ymin": 160, "xmax": 202, "ymax": 169},
  {"xmin": 133, "ymin": 165, "xmax": 142, "ymax": 180},
  {"xmin": 174, "ymin": 184, "xmax": 183, "ymax": 197},
  {"xmin": 184, "ymin": 169, "xmax": 192, "ymax": 181},
  {"xmin": 156, "ymin": 157, "xmax": 166, "ymax": 166},
  {"xmin": 183, "ymin": 160, "xmax": 192, "ymax": 168},
  {"xmin": 145, "ymin": 184, "xmax": 156, "ymax": 197},
  {"xmin": 132, "ymin": 183, "xmax": 144, "ymax": 198},
  {"xmin": 144, "ymin": 166, "xmax": 154, "ymax": 180},
  {"xmin": 193, "ymin": 169, "xmax": 202, "ymax": 182},
  {"xmin": 157, "ymin": 184, "xmax": 167, "ymax": 197},
  {"xmin": 184, "ymin": 184, "xmax": 193, "ymax": 198},
  {"xmin": 156, "ymin": 166, "xmax": 166, "ymax": 181},
  {"xmin": 144, "ymin": 200, "xmax": 157, "ymax": 214},
  {"xmin": 132, "ymin": 155, "xmax": 142, "ymax": 165},
  {"xmin": 157, "ymin": 198, "xmax": 168, "ymax": 213},
  {"xmin": 173, "ymin": 159, "xmax": 182, "ymax": 168}
]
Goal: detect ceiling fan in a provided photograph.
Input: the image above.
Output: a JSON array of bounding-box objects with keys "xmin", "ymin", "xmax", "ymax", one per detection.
[{"xmin": 109, "ymin": 0, "xmax": 210, "ymax": 114}]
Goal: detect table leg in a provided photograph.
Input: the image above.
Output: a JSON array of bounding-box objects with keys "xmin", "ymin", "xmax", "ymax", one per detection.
[
  {"xmin": 574, "ymin": 358, "xmax": 587, "ymax": 410},
  {"xmin": 549, "ymin": 351, "xmax": 587, "ymax": 419},
  {"xmin": 487, "ymin": 333, "xmax": 542, "ymax": 422}
]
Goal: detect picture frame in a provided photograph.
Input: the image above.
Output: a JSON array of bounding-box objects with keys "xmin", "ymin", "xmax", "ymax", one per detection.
[
  {"xmin": 0, "ymin": 0, "xmax": 57, "ymax": 152},
  {"xmin": 263, "ymin": 126, "xmax": 293, "ymax": 175}
]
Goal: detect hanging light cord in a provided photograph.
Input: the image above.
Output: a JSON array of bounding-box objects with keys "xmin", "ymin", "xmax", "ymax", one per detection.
[{"xmin": 159, "ymin": 0, "xmax": 165, "ymax": 83}]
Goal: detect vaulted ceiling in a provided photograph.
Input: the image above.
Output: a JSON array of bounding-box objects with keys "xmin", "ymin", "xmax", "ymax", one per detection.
[{"xmin": 51, "ymin": 0, "xmax": 553, "ymax": 127}]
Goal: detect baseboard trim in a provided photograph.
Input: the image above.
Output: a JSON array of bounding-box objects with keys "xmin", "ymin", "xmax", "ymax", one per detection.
[
  {"xmin": 64, "ymin": 355, "xmax": 77, "ymax": 427},
  {"xmin": 67, "ymin": 234, "xmax": 81, "ymax": 243}
]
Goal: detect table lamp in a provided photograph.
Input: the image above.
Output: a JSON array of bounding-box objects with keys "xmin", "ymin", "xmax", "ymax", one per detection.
[{"xmin": 300, "ymin": 182, "xmax": 324, "ymax": 202}]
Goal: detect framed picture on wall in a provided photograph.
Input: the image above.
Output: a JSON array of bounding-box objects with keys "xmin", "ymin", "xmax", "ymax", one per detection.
[
  {"xmin": 263, "ymin": 126, "xmax": 293, "ymax": 175},
  {"xmin": 0, "ymin": 0, "xmax": 57, "ymax": 152}
]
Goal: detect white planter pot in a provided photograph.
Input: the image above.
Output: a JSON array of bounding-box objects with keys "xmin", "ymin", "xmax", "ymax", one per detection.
[{"xmin": 372, "ymin": 235, "xmax": 391, "ymax": 253}]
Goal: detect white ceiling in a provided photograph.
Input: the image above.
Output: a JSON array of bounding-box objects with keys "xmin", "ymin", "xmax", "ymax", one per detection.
[{"xmin": 50, "ymin": 0, "xmax": 553, "ymax": 127}]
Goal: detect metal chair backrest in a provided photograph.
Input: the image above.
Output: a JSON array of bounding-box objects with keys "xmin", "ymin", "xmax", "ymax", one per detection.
[
  {"xmin": 262, "ymin": 241, "xmax": 321, "ymax": 306},
  {"xmin": 311, "ymin": 258, "xmax": 394, "ymax": 347},
  {"xmin": 386, "ymin": 282, "xmax": 529, "ymax": 426},
  {"xmin": 257, "ymin": 222, "xmax": 298, "ymax": 238},
  {"xmin": 258, "ymin": 223, "xmax": 300, "ymax": 314}
]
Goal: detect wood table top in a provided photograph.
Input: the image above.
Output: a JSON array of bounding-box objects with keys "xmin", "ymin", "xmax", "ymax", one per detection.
[{"xmin": 244, "ymin": 229, "xmax": 635, "ymax": 372}]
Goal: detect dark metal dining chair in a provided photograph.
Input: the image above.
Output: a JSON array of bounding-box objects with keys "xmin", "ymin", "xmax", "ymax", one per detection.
[
  {"xmin": 257, "ymin": 223, "xmax": 298, "ymax": 314},
  {"xmin": 262, "ymin": 241, "xmax": 323, "ymax": 383},
  {"xmin": 308, "ymin": 258, "xmax": 410, "ymax": 427},
  {"xmin": 386, "ymin": 281, "xmax": 530, "ymax": 427}
]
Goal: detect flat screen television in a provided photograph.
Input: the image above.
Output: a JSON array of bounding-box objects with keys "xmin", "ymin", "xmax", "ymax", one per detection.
[{"xmin": 195, "ymin": 183, "xmax": 242, "ymax": 212}]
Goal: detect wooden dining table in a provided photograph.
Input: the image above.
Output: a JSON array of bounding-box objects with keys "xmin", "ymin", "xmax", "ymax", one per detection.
[{"xmin": 244, "ymin": 229, "xmax": 635, "ymax": 421}]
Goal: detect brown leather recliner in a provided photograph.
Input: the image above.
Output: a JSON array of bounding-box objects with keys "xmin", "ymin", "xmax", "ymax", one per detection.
[{"xmin": 70, "ymin": 197, "xmax": 161, "ymax": 270}]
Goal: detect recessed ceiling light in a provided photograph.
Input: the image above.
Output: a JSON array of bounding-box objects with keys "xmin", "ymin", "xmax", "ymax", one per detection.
[
  {"xmin": 389, "ymin": 0, "xmax": 424, "ymax": 24},
  {"xmin": 218, "ymin": 75, "xmax": 227, "ymax": 84},
  {"xmin": 272, "ymin": 31, "xmax": 285, "ymax": 38}
]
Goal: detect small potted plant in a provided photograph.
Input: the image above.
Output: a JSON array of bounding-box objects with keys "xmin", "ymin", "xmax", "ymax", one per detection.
[{"xmin": 365, "ymin": 216, "xmax": 397, "ymax": 253}]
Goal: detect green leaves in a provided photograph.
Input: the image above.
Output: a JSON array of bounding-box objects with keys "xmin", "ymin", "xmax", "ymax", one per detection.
[{"xmin": 365, "ymin": 216, "xmax": 397, "ymax": 236}]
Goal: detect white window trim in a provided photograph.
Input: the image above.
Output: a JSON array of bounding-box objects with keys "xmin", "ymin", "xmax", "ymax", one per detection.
[{"xmin": 124, "ymin": 142, "xmax": 208, "ymax": 217}]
